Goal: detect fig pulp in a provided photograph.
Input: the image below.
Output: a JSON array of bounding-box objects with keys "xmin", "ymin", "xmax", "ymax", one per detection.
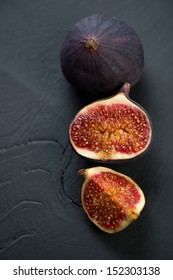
[
  {"xmin": 69, "ymin": 83, "xmax": 152, "ymax": 161},
  {"xmin": 80, "ymin": 166, "xmax": 145, "ymax": 233},
  {"xmin": 60, "ymin": 14, "xmax": 144, "ymax": 95}
]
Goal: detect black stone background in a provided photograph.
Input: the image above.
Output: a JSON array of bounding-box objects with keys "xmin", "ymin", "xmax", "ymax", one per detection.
[{"xmin": 0, "ymin": 0, "xmax": 173, "ymax": 260}]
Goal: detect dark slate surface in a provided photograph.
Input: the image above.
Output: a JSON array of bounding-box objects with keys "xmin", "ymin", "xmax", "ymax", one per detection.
[{"xmin": 0, "ymin": 0, "xmax": 172, "ymax": 260}]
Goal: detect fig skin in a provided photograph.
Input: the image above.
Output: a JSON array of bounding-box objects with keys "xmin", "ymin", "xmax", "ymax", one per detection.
[
  {"xmin": 80, "ymin": 166, "xmax": 145, "ymax": 233},
  {"xmin": 60, "ymin": 14, "xmax": 144, "ymax": 95},
  {"xmin": 69, "ymin": 83, "xmax": 152, "ymax": 162}
]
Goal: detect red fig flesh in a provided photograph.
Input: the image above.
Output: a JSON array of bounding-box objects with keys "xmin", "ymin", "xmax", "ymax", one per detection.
[
  {"xmin": 80, "ymin": 166, "xmax": 145, "ymax": 233},
  {"xmin": 69, "ymin": 83, "xmax": 152, "ymax": 161}
]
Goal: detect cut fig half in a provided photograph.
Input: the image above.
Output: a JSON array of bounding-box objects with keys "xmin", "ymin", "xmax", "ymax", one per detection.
[
  {"xmin": 80, "ymin": 166, "xmax": 145, "ymax": 233},
  {"xmin": 69, "ymin": 83, "xmax": 152, "ymax": 161}
]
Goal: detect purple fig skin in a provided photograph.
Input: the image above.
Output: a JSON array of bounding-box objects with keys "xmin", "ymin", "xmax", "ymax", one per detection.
[{"xmin": 60, "ymin": 14, "xmax": 144, "ymax": 95}]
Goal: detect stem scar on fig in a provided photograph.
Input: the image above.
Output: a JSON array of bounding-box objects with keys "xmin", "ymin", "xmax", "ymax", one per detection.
[
  {"xmin": 80, "ymin": 166, "xmax": 145, "ymax": 233},
  {"xmin": 69, "ymin": 83, "xmax": 152, "ymax": 161},
  {"xmin": 85, "ymin": 38, "xmax": 98, "ymax": 51}
]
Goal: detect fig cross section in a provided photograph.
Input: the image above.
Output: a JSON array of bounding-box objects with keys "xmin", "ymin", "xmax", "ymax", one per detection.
[
  {"xmin": 80, "ymin": 166, "xmax": 145, "ymax": 233},
  {"xmin": 69, "ymin": 83, "xmax": 152, "ymax": 161}
]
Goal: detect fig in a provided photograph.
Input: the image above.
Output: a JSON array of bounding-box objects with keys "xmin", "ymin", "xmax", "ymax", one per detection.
[
  {"xmin": 80, "ymin": 166, "xmax": 145, "ymax": 233},
  {"xmin": 69, "ymin": 83, "xmax": 152, "ymax": 161},
  {"xmin": 60, "ymin": 14, "xmax": 144, "ymax": 95}
]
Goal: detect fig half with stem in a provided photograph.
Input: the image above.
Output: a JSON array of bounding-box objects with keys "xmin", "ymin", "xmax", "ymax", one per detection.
[
  {"xmin": 69, "ymin": 83, "xmax": 152, "ymax": 161},
  {"xmin": 80, "ymin": 166, "xmax": 145, "ymax": 233},
  {"xmin": 60, "ymin": 14, "xmax": 144, "ymax": 95}
]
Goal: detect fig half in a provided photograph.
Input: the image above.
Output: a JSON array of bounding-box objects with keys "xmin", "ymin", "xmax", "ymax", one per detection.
[
  {"xmin": 69, "ymin": 83, "xmax": 152, "ymax": 161},
  {"xmin": 80, "ymin": 166, "xmax": 145, "ymax": 233}
]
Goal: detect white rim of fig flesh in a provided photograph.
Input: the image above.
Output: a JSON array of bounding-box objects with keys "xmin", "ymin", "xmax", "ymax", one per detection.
[
  {"xmin": 69, "ymin": 83, "xmax": 152, "ymax": 161},
  {"xmin": 80, "ymin": 166, "xmax": 145, "ymax": 233}
]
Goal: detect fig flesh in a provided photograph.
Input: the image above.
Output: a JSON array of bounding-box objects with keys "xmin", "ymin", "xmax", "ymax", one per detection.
[
  {"xmin": 69, "ymin": 83, "xmax": 152, "ymax": 161},
  {"xmin": 60, "ymin": 14, "xmax": 144, "ymax": 95},
  {"xmin": 80, "ymin": 166, "xmax": 145, "ymax": 233}
]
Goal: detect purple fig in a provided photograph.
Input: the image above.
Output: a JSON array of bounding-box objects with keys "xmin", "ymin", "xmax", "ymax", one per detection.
[{"xmin": 60, "ymin": 14, "xmax": 144, "ymax": 95}]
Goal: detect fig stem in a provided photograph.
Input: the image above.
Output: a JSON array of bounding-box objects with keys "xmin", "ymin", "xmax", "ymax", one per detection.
[
  {"xmin": 85, "ymin": 38, "xmax": 98, "ymax": 51},
  {"xmin": 78, "ymin": 169, "xmax": 86, "ymax": 176},
  {"xmin": 118, "ymin": 83, "xmax": 131, "ymax": 96}
]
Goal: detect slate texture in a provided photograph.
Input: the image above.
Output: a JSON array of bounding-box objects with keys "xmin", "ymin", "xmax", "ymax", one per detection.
[{"xmin": 0, "ymin": 0, "xmax": 172, "ymax": 259}]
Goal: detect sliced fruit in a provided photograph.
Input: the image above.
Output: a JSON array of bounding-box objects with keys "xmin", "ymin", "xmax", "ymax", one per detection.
[
  {"xmin": 80, "ymin": 166, "xmax": 145, "ymax": 233},
  {"xmin": 69, "ymin": 83, "xmax": 152, "ymax": 161}
]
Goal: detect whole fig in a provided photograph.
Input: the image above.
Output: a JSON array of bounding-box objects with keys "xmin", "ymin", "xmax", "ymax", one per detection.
[{"xmin": 60, "ymin": 14, "xmax": 144, "ymax": 95}]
